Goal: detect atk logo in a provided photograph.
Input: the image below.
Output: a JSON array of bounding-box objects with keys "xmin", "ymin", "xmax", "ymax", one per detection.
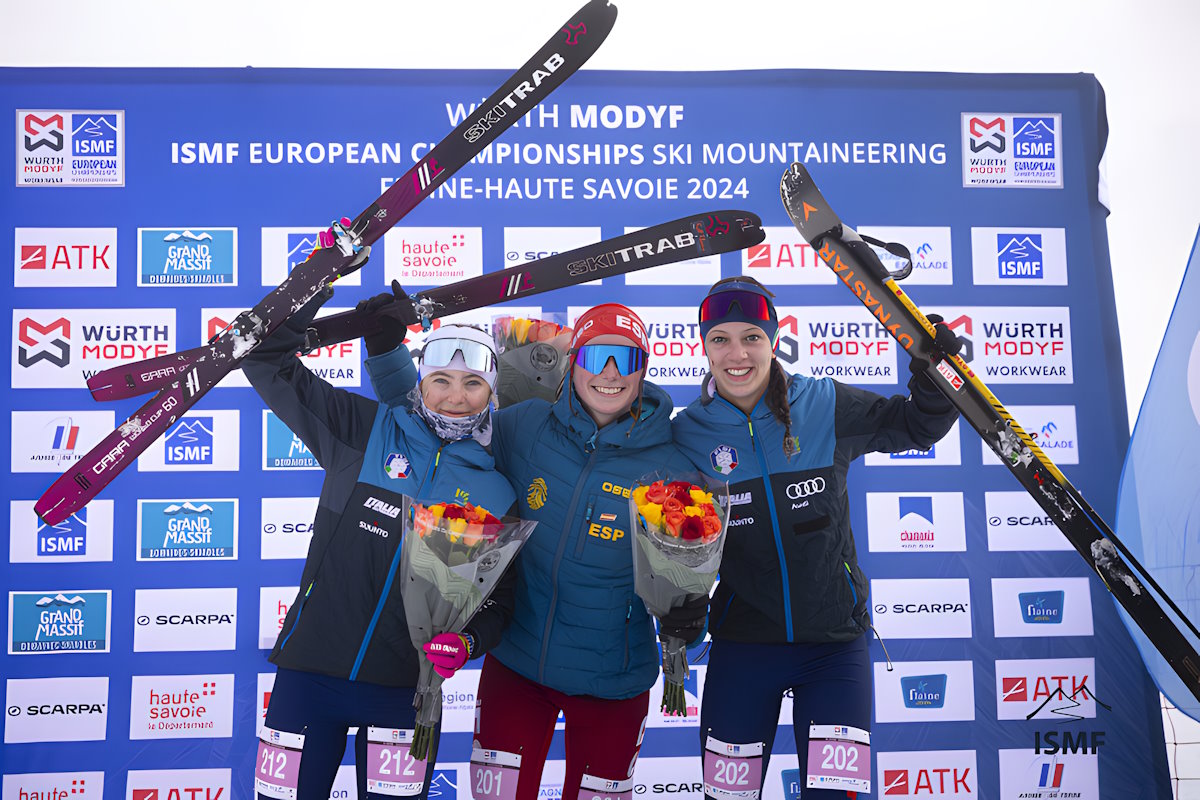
[
  {"xmin": 968, "ymin": 116, "xmax": 1006, "ymax": 153},
  {"xmin": 876, "ymin": 749, "xmax": 977, "ymax": 797},
  {"xmin": 385, "ymin": 452, "xmax": 412, "ymax": 479},
  {"xmin": 138, "ymin": 228, "xmax": 237, "ymax": 286},
  {"xmin": 740, "ymin": 226, "xmax": 834, "ymax": 285},
  {"xmin": 17, "ymin": 316, "xmax": 71, "ymax": 368},
  {"xmin": 901, "ymin": 674, "xmax": 947, "ymax": 709},
  {"xmin": 129, "ymin": 674, "xmax": 235, "ymax": 740},
  {"xmin": 14, "ymin": 228, "xmax": 118, "ymax": 288},
  {"xmin": 137, "ymin": 499, "xmax": 238, "ymax": 561},
  {"xmin": 384, "ymin": 227, "xmax": 483, "ymax": 286},
  {"xmin": 125, "ymin": 768, "xmax": 231, "ymax": 800},
  {"xmin": 709, "ymin": 445, "xmax": 738, "ymax": 475},
  {"xmin": 8, "ymin": 590, "xmax": 111, "ymax": 654},
  {"xmin": 263, "ymin": 410, "xmax": 320, "ymax": 470},
  {"xmin": 1020, "ymin": 590, "xmax": 1064, "ymax": 624},
  {"xmin": 996, "ymin": 658, "xmax": 1099, "ymax": 721}
]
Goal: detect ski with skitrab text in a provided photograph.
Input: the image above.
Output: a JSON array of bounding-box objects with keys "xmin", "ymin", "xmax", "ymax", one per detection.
[
  {"xmin": 33, "ymin": 0, "xmax": 620, "ymax": 526},
  {"xmin": 87, "ymin": 209, "xmax": 766, "ymax": 401},
  {"xmin": 779, "ymin": 160, "xmax": 1200, "ymax": 702}
]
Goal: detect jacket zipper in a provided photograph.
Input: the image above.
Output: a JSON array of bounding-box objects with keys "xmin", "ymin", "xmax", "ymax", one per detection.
[
  {"xmin": 278, "ymin": 580, "xmax": 314, "ymax": 650},
  {"xmin": 746, "ymin": 417, "xmax": 795, "ymax": 642},
  {"xmin": 348, "ymin": 443, "xmax": 444, "ymax": 680},
  {"xmin": 573, "ymin": 498, "xmax": 596, "ymax": 558},
  {"xmin": 622, "ymin": 600, "xmax": 632, "ymax": 670}
]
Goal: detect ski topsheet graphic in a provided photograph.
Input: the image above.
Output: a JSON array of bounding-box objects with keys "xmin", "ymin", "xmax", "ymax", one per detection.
[
  {"xmin": 88, "ymin": 211, "xmax": 765, "ymax": 401},
  {"xmin": 778, "ymin": 161, "xmax": 1200, "ymax": 702},
  {"xmin": 34, "ymin": 0, "xmax": 619, "ymax": 526}
]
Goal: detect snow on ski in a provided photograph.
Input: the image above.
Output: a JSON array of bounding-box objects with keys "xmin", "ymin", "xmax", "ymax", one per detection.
[
  {"xmin": 35, "ymin": 0, "xmax": 619, "ymax": 526},
  {"xmin": 779, "ymin": 160, "xmax": 1200, "ymax": 701}
]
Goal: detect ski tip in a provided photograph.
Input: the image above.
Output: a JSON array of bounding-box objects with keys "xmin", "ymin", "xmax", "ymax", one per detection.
[
  {"xmin": 779, "ymin": 161, "xmax": 812, "ymax": 197},
  {"xmin": 33, "ymin": 496, "xmax": 66, "ymax": 527}
]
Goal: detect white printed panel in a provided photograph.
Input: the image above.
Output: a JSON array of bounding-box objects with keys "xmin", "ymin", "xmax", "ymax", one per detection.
[
  {"xmin": 991, "ymin": 577, "xmax": 1094, "ymax": 638},
  {"xmin": 14, "ymin": 227, "xmax": 117, "ymax": 287},
  {"xmin": 857, "ymin": 226, "xmax": 954, "ymax": 286},
  {"xmin": 9, "ymin": 499, "xmax": 114, "ymax": 563},
  {"xmin": 647, "ymin": 665, "xmax": 706, "ymax": 728},
  {"xmin": 259, "ymin": 586, "xmax": 298, "ymax": 650},
  {"xmin": 997, "ymin": 750, "xmax": 1098, "ymax": 800},
  {"xmin": 124, "ymin": 769, "xmax": 231, "ymax": 800},
  {"xmin": 740, "ymin": 226, "xmax": 835, "ymax": 284},
  {"xmin": 260, "ymin": 227, "xmax": 361, "ymax": 286},
  {"xmin": 4, "ymin": 676, "xmax": 110, "ymax": 743},
  {"xmin": 874, "ymin": 661, "xmax": 975, "ymax": 724},
  {"xmin": 870, "ymin": 579, "xmax": 973, "ymax": 639},
  {"xmin": 129, "ymin": 674, "xmax": 234, "ymax": 740},
  {"xmin": 981, "ymin": 406, "xmax": 1079, "ymax": 465},
  {"xmin": 865, "ymin": 492, "xmax": 966, "ymax": 553},
  {"xmin": 623, "ymin": 225, "xmax": 720, "ymax": 285},
  {"xmin": 260, "ymin": 497, "xmax": 318, "ymax": 560},
  {"xmin": 12, "ymin": 308, "xmax": 176, "ymax": 389},
  {"xmin": 11, "ymin": 410, "xmax": 115, "ymax": 474},
  {"xmin": 985, "ymin": 491, "xmax": 1073, "ymax": 551},
  {"xmin": 137, "ymin": 409, "xmax": 240, "ymax": 472},
  {"xmin": 994, "ymin": 657, "xmax": 1098, "ymax": 721},
  {"xmin": 257, "ymin": 671, "xmax": 275, "ymax": 736},
  {"xmin": 384, "ymin": 227, "xmax": 483, "ymax": 286},
  {"xmin": 4, "ymin": 773, "xmax": 105, "ymax": 800},
  {"xmin": 864, "ymin": 421, "xmax": 962, "ymax": 467},
  {"xmin": 504, "ymin": 226, "xmax": 601, "ymax": 267},
  {"xmin": 776, "ymin": 307, "xmax": 899, "ymax": 385},
  {"xmin": 133, "ymin": 588, "xmax": 238, "ymax": 652},
  {"xmin": 971, "ymin": 227, "xmax": 1068, "ymax": 286},
  {"xmin": 875, "ymin": 750, "xmax": 978, "ymax": 797},
  {"xmin": 439, "ymin": 667, "xmax": 480, "ymax": 734},
  {"xmin": 630, "ymin": 754, "xmax": 801, "ymax": 800},
  {"xmin": 569, "ymin": 305, "xmax": 705, "ymax": 385},
  {"xmin": 926, "ymin": 306, "xmax": 1073, "ymax": 384},
  {"xmin": 204, "ymin": 306, "xmax": 358, "ymax": 389}
]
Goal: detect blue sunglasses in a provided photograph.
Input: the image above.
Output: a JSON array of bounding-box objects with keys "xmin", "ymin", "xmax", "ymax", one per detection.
[{"xmin": 573, "ymin": 344, "xmax": 647, "ymax": 376}]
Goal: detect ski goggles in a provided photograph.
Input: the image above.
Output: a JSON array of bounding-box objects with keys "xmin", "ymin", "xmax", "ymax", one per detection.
[
  {"xmin": 573, "ymin": 344, "xmax": 647, "ymax": 376},
  {"xmin": 421, "ymin": 337, "xmax": 498, "ymax": 374},
  {"xmin": 698, "ymin": 288, "xmax": 774, "ymax": 325}
]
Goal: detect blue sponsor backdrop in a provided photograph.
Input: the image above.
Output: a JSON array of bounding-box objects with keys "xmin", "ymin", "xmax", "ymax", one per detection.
[{"xmin": 0, "ymin": 67, "xmax": 1170, "ymax": 799}]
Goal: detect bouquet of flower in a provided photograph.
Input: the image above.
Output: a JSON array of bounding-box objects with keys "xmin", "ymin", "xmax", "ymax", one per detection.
[
  {"xmin": 629, "ymin": 473, "xmax": 729, "ymax": 716},
  {"xmin": 492, "ymin": 315, "xmax": 573, "ymax": 407},
  {"xmin": 400, "ymin": 495, "xmax": 536, "ymax": 759}
]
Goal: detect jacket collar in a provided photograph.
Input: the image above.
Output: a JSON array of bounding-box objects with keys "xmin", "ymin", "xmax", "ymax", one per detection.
[{"xmin": 551, "ymin": 381, "xmax": 675, "ymax": 451}]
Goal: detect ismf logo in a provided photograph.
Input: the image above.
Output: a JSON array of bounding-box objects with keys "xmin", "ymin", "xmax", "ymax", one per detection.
[
  {"xmin": 37, "ymin": 509, "xmax": 88, "ymax": 557},
  {"xmin": 901, "ymin": 674, "xmax": 947, "ymax": 709},
  {"xmin": 997, "ymin": 233, "xmax": 1043, "ymax": 278},
  {"xmin": 427, "ymin": 770, "xmax": 458, "ymax": 800},
  {"xmin": 138, "ymin": 228, "xmax": 237, "ymax": 286},
  {"xmin": 971, "ymin": 227, "xmax": 1068, "ymax": 286},
  {"xmin": 287, "ymin": 231, "xmax": 319, "ymax": 270},
  {"xmin": 8, "ymin": 590, "xmax": 111, "ymax": 654},
  {"xmin": 562, "ymin": 21, "xmax": 586, "ymax": 45},
  {"xmin": 968, "ymin": 116, "xmax": 1006, "ymax": 153},
  {"xmin": 260, "ymin": 228, "xmax": 361, "ymax": 287},
  {"xmin": 137, "ymin": 500, "xmax": 238, "ymax": 561},
  {"xmin": 384, "ymin": 452, "xmax": 412, "ymax": 480},
  {"xmin": 1019, "ymin": 591, "xmax": 1064, "ymax": 624},
  {"xmin": 72, "ymin": 115, "xmax": 119, "ymax": 157},
  {"xmin": 167, "ymin": 418, "xmax": 214, "ymax": 465},
  {"xmin": 17, "ymin": 316, "xmax": 71, "ymax": 368},
  {"xmin": 709, "ymin": 445, "xmax": 738, "ymax": 475},
  {"xmin": 263, "ymin": 411, "xmax": 319, "ymax": 470}
]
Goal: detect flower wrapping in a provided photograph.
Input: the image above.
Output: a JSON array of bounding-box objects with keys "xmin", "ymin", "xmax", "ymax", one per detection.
[
  {"xmin": 492, "ymin": 315, "xmax": 573, "ymax": 407},
  {"xmin": 629, "ymin": 473, "xmax": 729, "ymax": 716},
  {"xmin": 399, "ymin": 495, "xmax": 536, "ymax": 758}
]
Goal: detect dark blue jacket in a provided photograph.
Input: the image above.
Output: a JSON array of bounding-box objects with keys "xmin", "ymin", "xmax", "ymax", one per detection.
[
  {"xmin": 243, "ymin": 294, "xmax": 516, "ymax": 687},
  {"xmin": 672, "ymin": 372, "xmax": 958, "ymax": 644}
]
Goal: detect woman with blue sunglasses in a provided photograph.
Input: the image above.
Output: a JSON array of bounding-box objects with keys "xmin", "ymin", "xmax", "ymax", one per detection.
[{"xmin": 366, "ymin": 303, "xmax": 703, "ymax": 800}]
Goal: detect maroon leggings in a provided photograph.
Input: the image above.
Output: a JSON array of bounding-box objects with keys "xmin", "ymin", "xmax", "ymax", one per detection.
[{"xmin": 473, "ymin": 655, "xmax": 649, "ymax": 800}]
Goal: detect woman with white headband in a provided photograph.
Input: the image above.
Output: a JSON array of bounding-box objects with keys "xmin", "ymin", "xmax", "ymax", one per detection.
[{"xmin": 242, "ymin": 287, "xmax": 516, "ymax": 800}]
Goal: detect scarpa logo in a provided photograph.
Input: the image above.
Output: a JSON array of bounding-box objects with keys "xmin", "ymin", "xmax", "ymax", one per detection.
[
  {"xmin": 138, "ymin": 228, "xmax": 237, "ymax": 286},
  {"xmin": 263, "ymin": 411, "xmax": 319, "ymax": 470},
  {"xmin": 8, "ymin": 591, "xmax": 111, "ymax": 654},
  {"xmin": 138, "ymin": 500, "xmax": 237, "ymax": 560},
  {"xmin": 1019, "ymin": 590, "xmax": 1064, "ymax": 624},
  {"xmin": 901, "ymin": 674, "xmax": 947, "ymax": 709}
]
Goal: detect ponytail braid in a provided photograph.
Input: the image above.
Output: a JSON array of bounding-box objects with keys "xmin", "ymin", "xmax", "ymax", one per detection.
[{"xmin": 764, "ymin": 359, "xmax": 796, "ymax": 458}]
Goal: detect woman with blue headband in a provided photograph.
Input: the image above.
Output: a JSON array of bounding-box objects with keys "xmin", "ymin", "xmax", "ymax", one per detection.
[{"xmin": 671, "ymin": 276, "xmax": 961, "ymax": 798}]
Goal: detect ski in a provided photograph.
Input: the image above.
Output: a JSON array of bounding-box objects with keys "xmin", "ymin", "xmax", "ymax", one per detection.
[
  {"xmin": 779, "ymin": 161, "xmax": 1200, "ymax": 702},
  {"xmin": 88, "ymin": 209, "xmax": 765, "ymax": 402},
  {"xmin": 34, "ymin": 0, "xmax": 619, "ymax": 525}
]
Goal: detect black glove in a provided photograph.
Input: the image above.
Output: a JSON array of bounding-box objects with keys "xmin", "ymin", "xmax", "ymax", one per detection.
[
  {"xmin": 660, "ymin": 593, "xmax": 709, "ymax": 643},
  {"xmin": 908, "ymin": 313, "xmax": 963, "ymax": 391},
  {"xmin": 359, "ymin": 280, "xmax": 409, "ymax": 357}
]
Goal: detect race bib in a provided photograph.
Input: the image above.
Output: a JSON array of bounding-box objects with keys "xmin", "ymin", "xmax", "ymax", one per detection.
[
  {"xmin": 805, "ymin": 723, "xmax": 871, "ymax": 794},
  {"xmin": 470, "ymin": 745, "xmax": 521, "ymax": 800},
  {"xmin": 366, "ymin": 727, "xmax": 428, "ymax": 797},
  {"xmin": 578, "ymin": 774, "xmax": 633, "ymax": 800},
  {"xmin": 255, "ymin": 726, "xmax": 304, "ymax": 800},
  {"xmin": 703, "ymin": 736, "xmax": 764, "ymax": 800}
]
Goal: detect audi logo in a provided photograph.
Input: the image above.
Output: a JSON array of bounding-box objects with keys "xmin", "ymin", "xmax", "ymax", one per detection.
[{"xmin": 786, "ymin": 477, "xmax": 826, "ymax": 500}]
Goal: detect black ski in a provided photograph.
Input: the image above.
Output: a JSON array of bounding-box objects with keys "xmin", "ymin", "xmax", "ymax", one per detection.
[
  {"xmin": 35, "ymin": 0, "xmax": 618, "ymax": 525},
  {"xmin": 779, "ymin": 161, "xmax": 1200, "ymax": 702}
]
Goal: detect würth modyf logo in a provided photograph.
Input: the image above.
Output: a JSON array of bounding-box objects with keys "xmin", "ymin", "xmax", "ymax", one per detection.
[
  {"xmin": 24, "ymin": 114, "xmax": 65, "ymax": 151},
  {"xmin": 968, "ymin": 116, "xmax": 1006, "ymax": 153},
  {"xmin": 18, "ymin": 317, "xmax": 71, "ymax": 367}
]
